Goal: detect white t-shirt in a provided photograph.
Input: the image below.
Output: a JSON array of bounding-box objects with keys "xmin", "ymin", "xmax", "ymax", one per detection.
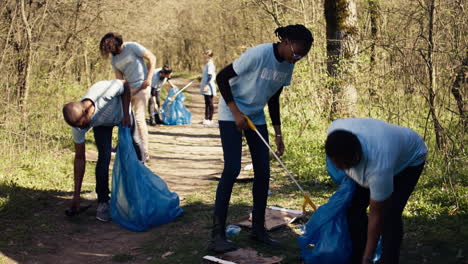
[
  {"xmin": 200, "ymin": 60, "xmax": 217, "ymax": 96},
  {"xmin": 218, "ymin": 43, "xmax": 294, "ymax": 125},
  {"xmin": 151, "ymin": 68, "xmax": 168, "ymax": 92},
  {"xmin": 328, "ymin": 118, "xmax": 428, "ymax": 201}
]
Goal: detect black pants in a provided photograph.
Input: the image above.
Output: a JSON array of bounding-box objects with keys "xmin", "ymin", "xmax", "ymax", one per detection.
[
  {"xmin": 148, "ymin": 89, "xmax": 161, "ymax": 118},
  {"xmin": 204, "ymin": 95, "xmax": 214, "ymax": 120},
  {"xmin": 93, "ymin": 120, "xmax": 143, "ymax": 203},
  {"xmin": 348, "ymin": 162, "xmax": 425, "ymax": 264},
  {"xmin": 214, "ymin": 121, "xmax": 270, "ymax": 227}
]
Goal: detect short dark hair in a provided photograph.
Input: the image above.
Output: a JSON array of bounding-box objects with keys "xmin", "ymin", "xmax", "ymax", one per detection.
[
  {"xmin": 161, "ymin": 64, "xmax": 173, "ymax": 74},
  {"xmin": 325, "ymin": 130, "xmax": 362, "ymax": 167},
  {"xmin": 62, "ymin": 102, "xmax": 81, "ymax": 127},
  {"xmin": 274, "ymin": 24, "xmax": 314, "ymax": 53},
  {"xmin": 99, "ymin": 32, "xmax": 123, "ymax": 58}
]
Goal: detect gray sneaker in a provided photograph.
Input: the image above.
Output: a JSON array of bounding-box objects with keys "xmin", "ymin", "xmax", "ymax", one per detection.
[{"xmin": 96, "ymin": 202, "xmax": 110, "ymax": 222}]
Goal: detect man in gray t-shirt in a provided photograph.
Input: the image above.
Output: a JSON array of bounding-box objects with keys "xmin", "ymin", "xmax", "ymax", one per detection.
[{"xmin": 62, "ymin": 80, "xmax": 143, "ymax": 222}]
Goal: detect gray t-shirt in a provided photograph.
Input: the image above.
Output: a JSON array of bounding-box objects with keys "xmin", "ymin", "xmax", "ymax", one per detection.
[
  {"xmin": 111, "ymin": 42, "xmax": 148, "ymax": 88},
  {"xmin": 328, "ymin": 118, "xmax": 428, "ymax": 201},
  {"xmin": 72, "ymin": 80, "xmax": 125, "ymax": 143}
]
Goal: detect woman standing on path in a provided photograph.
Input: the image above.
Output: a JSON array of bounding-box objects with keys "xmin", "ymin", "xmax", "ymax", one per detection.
[
  {"xmin": 199, "ymin": 49, "xmax": 217, "ymax": 126},
  {"xmin": 100, "ymin": 32, "xmax": 156, "ymax": 161},
  {"xmin": 210, "ymin": 24, "xmax": 314, "ymax": 253}
]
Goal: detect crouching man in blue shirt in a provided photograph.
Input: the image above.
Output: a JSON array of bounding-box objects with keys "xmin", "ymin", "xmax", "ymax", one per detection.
[
  {"xmin": 62, "ymin": 79, "xmax": 144, "ymax": 222},
  {"xmin": 325, "ymin": 118, "xmax": 428, "ymax": 264}
]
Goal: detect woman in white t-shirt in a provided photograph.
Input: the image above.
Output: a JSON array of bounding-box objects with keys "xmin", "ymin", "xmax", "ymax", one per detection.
[
  {"xmin": 210, "ymin": 25, "xmax": 314, "ymax": 253},
  {"xmin": 199, "ymin": 49, "xmax": 217, "ymax": 126},
  {"xmin": 326, "ymin": 118, "xmax": 427, "ymax": 264}
]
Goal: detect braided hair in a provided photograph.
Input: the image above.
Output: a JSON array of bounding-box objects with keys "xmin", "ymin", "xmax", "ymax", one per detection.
[
  {"xmin": 274, "ymin": 24, "xmax": 314, "ymax": 53},
  {"xmin": 99, "ymin": 32, "xmax": 123, "ymax": 58}
]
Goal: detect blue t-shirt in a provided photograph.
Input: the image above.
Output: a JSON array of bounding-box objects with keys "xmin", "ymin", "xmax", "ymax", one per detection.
[
  {"xmin": 151, "ymin": 68, "xmax": 168, "ymax": 92},
  {"xmin": 200, "ymin": 60, "xmax": 217, "ymax": 96},
  {"xmin": 328, "ymin": 118, "xmax": 428, "ymax": 201},
  {"xmin": 111, "ymin": 42, "xmax": 148, "ymax": 88},
  {"xmin": 72, "ymin": 80, "xmax": 125, "ymax": 144},
  {"xmin": 218, "ymin": 43, "xmax": 294, "ymax": 125}
]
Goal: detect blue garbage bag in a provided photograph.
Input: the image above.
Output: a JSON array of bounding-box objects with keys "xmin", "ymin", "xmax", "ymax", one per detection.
[
  {"xmin": 298, "ymin": 157, "xmax": 382, "ymax": 263},
  {"xmin": 326, "ymin": 156, "xmax": 347, "ymax": 185},
  {"xmin": 110, "ymin": 126, "xmax": 183, "ymax": 231},
  {"xmin": 298, "ymin": 176, "xmax": 356, "ymax": 264},
  {"xmin": 161, "ymin": 87, "xmax": 192, "ymax": 125}
]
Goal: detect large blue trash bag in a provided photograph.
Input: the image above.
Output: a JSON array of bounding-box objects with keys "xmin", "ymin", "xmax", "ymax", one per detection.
[
  {"xmin": 110, "ymin": 126, "xmax": 183, "ymax": 231},
  {"xmin": 161, "ymin": 87, "xmax": 192, "ymax": 125},
  {"xmin": 298, "ymin": 176, "xmax": 356, "ymax": 264},
  {"xmin": 298, "ymin": 157, "xmax": 382, "ymax": 263}
]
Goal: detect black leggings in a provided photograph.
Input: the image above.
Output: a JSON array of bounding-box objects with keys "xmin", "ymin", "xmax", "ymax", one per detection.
[
  {"xmin": 204, "ymin": 95, "xmax": 214, "ymax": 120},
  {"xmin": 347, "ymin": 162, "xmax": 425, "ymax": 264},
  {"xmin": 214, "ymin": 121, "xmax": 270, "ymax": 227}
]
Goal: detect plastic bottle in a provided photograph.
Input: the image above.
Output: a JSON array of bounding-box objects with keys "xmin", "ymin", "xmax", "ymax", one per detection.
[{"xmin": 225, "ymin": 224, "xmax": 241, "ymax": 237}]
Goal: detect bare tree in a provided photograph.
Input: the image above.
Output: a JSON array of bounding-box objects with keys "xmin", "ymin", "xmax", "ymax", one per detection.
[
  {"xmin": 451, "ymin": 57, "xmax": 467, "ymax": 126},
  {"xmin": 324, "ymin": 0, "xmax": 359, "ymax": 119},
  {"xmin": 419, "ymin": 0, "xmax": 446, "ymax": 149}
]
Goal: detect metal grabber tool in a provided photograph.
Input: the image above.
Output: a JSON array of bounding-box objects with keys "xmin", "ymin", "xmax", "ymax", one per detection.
[
  {"xmin": 243, "ymin": 115, "xmax": 318, "ymax": 213},
  {"xmin": 167, "ymin": 80, "xmax": 195, "ymax": 103}
]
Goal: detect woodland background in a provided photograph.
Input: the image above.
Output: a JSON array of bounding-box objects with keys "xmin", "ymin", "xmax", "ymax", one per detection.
[{"xmin": 0, "ymin": 0, "xmax": 466, "ymax": 262}]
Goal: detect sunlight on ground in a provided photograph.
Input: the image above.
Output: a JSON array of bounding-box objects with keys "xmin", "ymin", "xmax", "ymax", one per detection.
[{"xmin": 0, "ymin": 253, "xmax": 17, "ymax": 264}]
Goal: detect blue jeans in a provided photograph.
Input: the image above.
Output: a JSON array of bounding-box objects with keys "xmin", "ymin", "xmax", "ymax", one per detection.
[
  {"xmin": 93, "ymin": 117, "xmax": 143, "ymax": 203},
  {"xmin": 214, "ymin": 121, "xmax": 270, "ymax": 227}
]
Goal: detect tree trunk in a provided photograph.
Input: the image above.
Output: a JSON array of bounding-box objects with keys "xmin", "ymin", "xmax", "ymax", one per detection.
[
  {"xmin": 451, "ymin": 57, "xmax": 467, "ymax": 127},
  {"xmin": 18, "ymin": 0, "xmax": 33, "ymax": 109},
  {"xmin": 425, "ymin": 0, "xmax": 446, "ymax": 149},
  {"xmin": 324, "ymin": 0, "xmax": 359, "ymax": 119},
  {"xmin": 368, "ymin": 0, "xmax": 379, "ymax": 96}
]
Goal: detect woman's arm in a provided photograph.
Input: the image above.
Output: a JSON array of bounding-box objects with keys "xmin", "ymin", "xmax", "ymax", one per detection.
[
  {"xmin": 216, "ymin": 64, "xmax": 248, "ymax": 130},
  {"xmin": 362, "ymin": 199, "xmax": 385, "ymax": 264},
  {"xmin": 268, "ymin": 87, "xmax": 284, "ymax": 155}
]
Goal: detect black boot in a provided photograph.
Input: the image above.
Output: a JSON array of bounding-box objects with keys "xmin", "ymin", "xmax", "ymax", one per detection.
[
  {"xmin": 251, "ymin": 224, "xmax": 281, "ymax": 248},
  {"xmin": 155, "ymin": 113, "xmax": 164, "ymax": 124},
  {"xmin": 149, "ymin": 116, "xmax": 156, "ymax": 126},
  {"xmin": 209, "ymin": 216, "xmax": 238, "ymax": 253}
]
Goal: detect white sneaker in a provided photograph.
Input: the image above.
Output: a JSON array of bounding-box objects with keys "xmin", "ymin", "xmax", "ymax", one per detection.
[
  {"xmin": 208, "ymin": 120, "xmax": 218, "ymax": 127},
  {"xmin": 202, "ymin": 119, "xmax": 209, "ymax": 125}
]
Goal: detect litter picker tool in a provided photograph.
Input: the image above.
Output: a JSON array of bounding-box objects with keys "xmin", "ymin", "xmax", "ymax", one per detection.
[
  {"xmin": 167, "ymin": 80, "xmax": 194, "ymax": 103},
  {"xmin": 243, "ymin": 115, "xmax": 317, "ymax": 213}
]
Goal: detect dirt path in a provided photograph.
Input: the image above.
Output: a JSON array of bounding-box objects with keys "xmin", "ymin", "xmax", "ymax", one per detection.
[{"xmin": 1, "ymin": 78, "xmax": 253, "ymax": 264}]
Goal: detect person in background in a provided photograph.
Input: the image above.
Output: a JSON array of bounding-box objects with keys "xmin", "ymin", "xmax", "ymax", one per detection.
[
  {"xmin": 199, "ymin": 49, "xmax": 217, "ymax": 126},
  {"xmin": 210, "ymin": 24, "xmax": 314, "ymax": 253},
  {"xmin": 149, "ymin": 65, "xmax": 173, "ymax": 125},
  {"xmin": 99, "ymin": 32, "xmax": 156, "ymax": 161},
  {"xmin": 325, "ymin": 118, "xmax": 427, "ymax": 264},
  {"xmin": 62, "ymin": 79, "xmax": 143, "ymax": 222}
]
